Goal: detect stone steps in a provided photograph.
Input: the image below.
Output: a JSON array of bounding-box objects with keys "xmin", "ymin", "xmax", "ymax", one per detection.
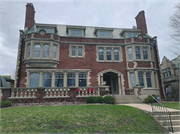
[
  {"xmin": 114, "ymin": 95, "xmax": 143, "ymax": 104},
  {"xmin": 152, "ymin": 111, "xmax": 180, "ymax": 132}
]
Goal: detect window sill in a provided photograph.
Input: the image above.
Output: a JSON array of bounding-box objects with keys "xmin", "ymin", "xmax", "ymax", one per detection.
[{"xmin": 24, "ymin": 58, "xmax": 59, "ymax": 67}]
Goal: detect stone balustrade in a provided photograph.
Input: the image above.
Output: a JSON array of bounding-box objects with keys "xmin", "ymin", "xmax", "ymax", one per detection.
[
  {"xmin": 76, "ymin": 87, "xmax": 100, "ymax": 97},
  {"xmin": 44, "ymin": 88, "xmax": 70, "ymax": 98}
]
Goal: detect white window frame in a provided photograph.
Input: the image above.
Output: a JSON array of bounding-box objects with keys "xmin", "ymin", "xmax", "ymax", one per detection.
[{"xmin": 68, "ymin": 29, "xmax": 84, "ymax": 36}]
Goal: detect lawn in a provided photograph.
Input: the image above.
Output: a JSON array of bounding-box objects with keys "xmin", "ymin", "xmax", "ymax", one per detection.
[
  {"xmin": 161, "ymin": 102, "xmax": 180, "ymax": 110},
  {"xmin": 1, "ymin": 105, "xmax": 167, "ymax": 133}
]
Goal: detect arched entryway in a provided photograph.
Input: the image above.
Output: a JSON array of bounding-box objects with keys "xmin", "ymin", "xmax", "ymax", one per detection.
[{"xmin": 97, "ymin": 69, "xmax": 125, "ymax": 95}]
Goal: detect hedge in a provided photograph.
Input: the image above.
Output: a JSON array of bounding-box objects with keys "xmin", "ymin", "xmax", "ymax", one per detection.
[
  {"xmin": 1, "ymin": 100, "xmax": 12, "ymax": 108},
  {"xmin": 103, "ymin": 96, "xmax": 115, "ymax": 104},
  {"xmin": 86, "ymin": 96, "xmax": 103, "ymax": 103}
]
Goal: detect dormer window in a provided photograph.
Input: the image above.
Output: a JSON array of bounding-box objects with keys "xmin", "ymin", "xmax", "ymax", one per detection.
[
  {"xmin": 68, "ymin": 29, "xmax": 84, "ymax": 36},
  {"xmin": 127, "ymin": 32, "xmax": 137, "ymax": 38},
  {"xmin": 40, "ymin": 27, "xmax": 53, "ymax": 33},
  {"xmin": 100, "ymin": 31, "xmax": 110, "ymax": 37}
]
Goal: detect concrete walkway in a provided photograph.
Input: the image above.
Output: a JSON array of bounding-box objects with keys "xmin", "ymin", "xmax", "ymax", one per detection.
[{"xmin": 117, "ymin": 103, "xmax": 180, "ymax": 112}]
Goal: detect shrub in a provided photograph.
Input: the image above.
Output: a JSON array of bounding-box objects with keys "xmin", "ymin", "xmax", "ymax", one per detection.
[
  {"xmin": 1, "ymin": 100, "xmax": 12, "ymax": 108},
  {"xmin": 104, "ymin": 96, "xmax": 115, "ymax": 104},
  {"xmin": 144, "ymin": 96, "xmax": 154, "ymax": 103},
  {"xmin": 94, "ymin": 96, "xmax": 103, "ymax": 103},
  {"xmin": 152, "ymin": 94, "xmax": 157, "ymax": 101},
  {"xmin": 86, "ymin": 96, "xmax": 104, "ymax": 103}
]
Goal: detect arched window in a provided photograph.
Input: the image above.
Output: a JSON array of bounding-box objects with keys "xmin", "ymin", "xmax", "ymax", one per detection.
[
  {"xmin": 138, "ymin": 72, "xmax": 144, "ymax": 86},
  {"xmin": 43, "ymin": 73, "xmax": 52, "ymax": 87},
  {"xmin": 55, "ymin": 73, "xmax": 63, "ymax": 87},
  {"xmin": 79, "ymin": 73, "xmax": 87, "ymax": 87},
  {"xmin": 53, "ymin": 45, "xmax": 57, "ymax": 58},
  {"xmin": 130, "ymin": 73, "xmax": 135, "ymax": 87},
  {"xmin": 27, "ymin": 44, "xmax": 31, "ymax": 58},
  {"xmin": 34, "ymin": 44, "xmax": 41, "ymax": 57},
  {"xmin": 143, "ymin": 48, "xmax": 148, "ymax": 59},
  {"xmin": 43, "ymin": 44, "xmax": 49, "ymax": 57},
  {"xmin": 30, "ymin": 73, "xmax": 39, "ymax": 87},
  {"xmin": 135, "ymin": 47, "xmax": 141, "ymax": 59},
  {"xmin": 114, "ymin": 49, "xmax": 119, "ymax": 61},
  {"xmin": 67, "ymin": 73, "xmax": 75, "ymax": 86},
  {"xmin": 106, "ymin": 48, "xmax": 111, "ymax": 60},
  {"xmin": 98, "ymin": 48, "xmax": 104, "ymax": 60},
  {"xmin": 146, "ymin": 73, "xmax": 152, "ymax": 87}
]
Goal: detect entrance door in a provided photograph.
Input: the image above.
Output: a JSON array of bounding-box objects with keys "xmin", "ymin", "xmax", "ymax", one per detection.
[{"xmin": 103, "ymin": 72, "xmax": 118, "ymax": 94}]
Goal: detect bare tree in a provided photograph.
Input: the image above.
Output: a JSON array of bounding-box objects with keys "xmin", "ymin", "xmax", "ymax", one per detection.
[{"xmin": 169, "ymin": 3, "xmax": 180, "ymax": 56}]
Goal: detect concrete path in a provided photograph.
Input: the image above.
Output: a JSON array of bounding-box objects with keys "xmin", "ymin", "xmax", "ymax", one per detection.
[{"xmin": 117, "ymin": 103, "xmax": 180, "ymax": 112}]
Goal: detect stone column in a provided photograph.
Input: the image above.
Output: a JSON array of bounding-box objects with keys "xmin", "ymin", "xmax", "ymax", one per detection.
[
  {"xmin": 75, "ymin": 72, "xmax": 78, "ymax": 87},
  {"xmin": 135, "ymin": 71, "xmax": 139, "ymax": 86},
  {"xmin": 127, "ymin": 71, "xmax": 131, "ymax": 88},
  {"xmin": 64, "ymin": 71, "xmax": 67, "ymax": 87},
  {"xmin": 100, "ymin": 73, "xmax": 103, "ymax": 86},
  {"xmin": 132, "ymin": 45, "xmax": 135, "ymax": 60},
  {"xmin": 49, "ymin": 42, "xmax": 53, "ymax": 59},
  {"xmin": 143, "ymin": 72, "xmax": 147, "ymax": 88},
  {"xmin": 151, "ymin": 71, "xmax": 155, "ymax": 88},
  {"xmin": 39, "ymin": 71, "xmax": 43, "ymax": 87},
  {"xmin": 51, "ymin": 71, "xmax": 55, "ymax": 87},
  {"xmin": 26, "ymin": 71, "xmax": 30, "ymax": 87},
  {"xmin": 112, "ymin": 48, "xmax": 114, "ymax": 61},
  {"xmin": 30, "ymin": 41, "xmax": 33, "ymax": 58},
  {"xmin": 118, "ymin": 74, "xmax": 122, "ymax": 95},
  {"xmin": 40, "ymin": 43, "xmax": 43, "ymax": 58},
  {"xmin": 87, "ymin": 71, "xmax": 90, "ymax": 86}
]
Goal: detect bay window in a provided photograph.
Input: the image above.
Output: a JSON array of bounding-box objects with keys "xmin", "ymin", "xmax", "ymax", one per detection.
[
  {"xmin": 138, "ymin": 72, "xmax": 144, "ymax": 86},
  {"xmin": 67, "ymin": 73, "xmax": 75, "ymax": 87},
  {"xmin": 34, "ymin": 44, "xmax": 41, "ymax": 57},
  {"xmin": 79, "ymin": 73, "xmax": 87, "ymax": 87},
  {"xmin": 43, "ymin": 73, "xmax": 52, "ymax": 87},
  {"xmin": 143, "ymin": 47, "xmax": 148, "ymax": 59},
  {"xmin": 43, "ymin": 44, "xmax": 49, "ymax": 57},
  {"xmin": 55, "ymin": 73, "xmax": 63, "ymax": 87},
  {"xmin": 146, "ymin": 73, "xmax": 152, "ymax": 87},
  {"xmin": 30, "ymin": 73, "xmax": 39, "ymax": 87},
  {"xmin": 135, "ymin": 47, "xmax": 141, "ymax": 59}
]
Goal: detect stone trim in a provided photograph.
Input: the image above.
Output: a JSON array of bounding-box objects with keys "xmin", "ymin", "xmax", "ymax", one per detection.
[{"xmin": 69, "ymin": 44, "xmax": 85, "ymax": 58}]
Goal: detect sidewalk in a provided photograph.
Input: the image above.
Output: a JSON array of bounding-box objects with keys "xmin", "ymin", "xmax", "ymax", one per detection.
[{"xmin": 117, "ymin": 103, "xmax": 180, "ymax": 112}]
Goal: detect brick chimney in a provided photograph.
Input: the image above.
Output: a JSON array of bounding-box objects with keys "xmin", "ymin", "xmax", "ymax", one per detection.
[
  {"xmin": 24, "ymin": 3, "xmax": 35, "ymax": 30},
  {"xmin": 135, "ymin": 10, "xmax": 148, "ymax": 36}
]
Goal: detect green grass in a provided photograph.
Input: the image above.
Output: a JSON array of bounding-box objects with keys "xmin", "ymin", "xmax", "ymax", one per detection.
[
  {"xmin": 160, "ymin": 102, "xmax": 180, "ymax": 110},
  {"xmin": 1, "ymin": 105, "xmax": 166, "ymax": 133}
]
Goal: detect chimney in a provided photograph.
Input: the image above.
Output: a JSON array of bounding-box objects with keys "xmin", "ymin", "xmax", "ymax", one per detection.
[
  {"xmin": 24, "ymin": 3, "xmax": 35, "ymax": 30},
  {"xmin": 135, "ymin": 10, "xmax": 148, "ymax": 36}
]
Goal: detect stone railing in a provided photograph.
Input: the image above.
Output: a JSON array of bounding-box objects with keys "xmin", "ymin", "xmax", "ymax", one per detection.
[
  {"xmin": 76, "ymin": 87, "xmax": 100, "ymax": 97},
  {"xmin": 44, "ymin": 87, "xmax": 70, "ymax": 98},
  {"xmin": 8, "ymin": 88, "xmax": 37, "ymax": 99}
]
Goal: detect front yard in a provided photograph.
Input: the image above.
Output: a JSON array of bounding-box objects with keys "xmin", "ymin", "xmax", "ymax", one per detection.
[{"xmin": 1, "ymin": 105, "xmax": 166, "ymax": 133}]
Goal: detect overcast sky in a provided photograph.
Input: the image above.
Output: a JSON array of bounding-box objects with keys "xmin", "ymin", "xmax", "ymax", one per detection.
[{"xmin": 0, "ymin": 0, "xmax": 180, "ymax": 78}]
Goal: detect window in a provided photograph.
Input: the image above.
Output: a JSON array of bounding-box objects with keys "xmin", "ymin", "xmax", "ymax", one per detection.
[
  {"xmin": 138, "ymin": 72, "xmax": 144, "ymax": 86},
  {"xmin": 78, "ymin": 47, "xmax": 82, "ymax": 56},
  {"xmin": 143, "ymin": 48, "xmax": 148, "ymax": 59},
  {"xmin": 30, "ymin": 73, "xmax": 39, "ymax": 87},
  {"xmin": 106, "ymin": 48, "xmax": 111, "ymax": 61},
  {"xmin": 55, "ymin": 73, "xmax": 63, "ymax": 87},
  {"xmin": 162, "ymin": 68, "xmax": 171, "ymax": 78},
  {"xmin": 34, "ymin": 44, "xmax": 41, "ymax": 57},
  {"xmin": 27, "ymin": 44, "xmax": 31, "ymax": 58},
  {"xmin": 70, "ymin": 45, "xmax": 84, "ymax": 57},
  {"xmin": 67, "ymin": 74, "xmax": 75, "ymax": 86},
  {"xmin": 146, "ymin": 73, "xmax": 152, "ymax": 87},
  {"xmin": 114, "ymin": 49, "xmax": 119, "ymax": 61},
  {"xmin": 70, "ymin": 29, "xmax": 82, "ymax": 36},
  {"xmin": 40, "ymin": 28, "xmax": 52, "ymax": 33},
  {"xmin": 79, "ymin": 73, "xmax": 87, "ymax": 87},
  {"xmin": 99, "ymin": 31, "xmax": 110, "ymax": 37},
  {"xmin": 43, "ymin": 44, "xmax": 49, "ymax": 57},
  {"xmin": 130, "ymin": 73, "xmax": 135, "ymax": 87},
  {"xmin": 135, "ymin": 47, "xmax": 141, "ymax": 59},
  {"xmin": 127, "ymin": 32, "xmax": 137, "ymax": 38},
  {"xmin": 53, "ymin": 45, "xmax": 57, "ymax": 58},
  {"xmin": 43, "ymin": 73, "xmax": 52, "ymax": 87},
  {"xmin": 128, "ymin": 47, "xmax": 132, "ymax": 60},
  {"xmin": 98, "ymin": 48, "xmax": 104, "ymax": 60}
]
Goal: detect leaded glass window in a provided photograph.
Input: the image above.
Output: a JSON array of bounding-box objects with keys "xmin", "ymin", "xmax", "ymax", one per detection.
[
  {"xmin": 128, "ymin": 47, "xmax": 132, "ymax": 60},
  {"xmin": 67, "ymin": 74, "xmax": 75, "ymax": 86},
  {"xmin": 55, "ymin": 73, "xmax": 63, "ymax": 87},
  {"xmin": 138, "ymin": 72, "xmax": 144, "ymax": 86},
  {"xmin": 143, "ymin": 48, "xmax": 148, "ymax": 59},
  {"xmin": 78, "ymin": 47, "xmax": 82, "ymax": 56},
  {"xmin": 72, "ymin": 47, "xmax": 76, "ymax": 56},
  {"xmin": 53, "ymin": 45, "xmax": 57, "ymax": 58},
  {"xmin": 146, "ymin": 73, "xmax": 152, "ymax": 87},
  {"xmin": 34, "ymin": 44, "xmax": 40, "ymax": 57},
  {"xmin": 43, "ymin": 44, "xmax": 49, "ymax": 57},
  {"xmin": 135, "ymin": 47, "xmax": 141, "ymax": 59},
  {"xmin": 30, "ymin": 73, "xmax": 39, "ymax": 87},
  {"xmin": 114, "ymin": 49, "xmax": 119, "ymax": 61},
  {"xmin": 79, "ymin": 73, "xmax": 87, "ymax": 87},
  {"xmin": 130, "ymin": 73, "xmax": 135, "ymax": 87},
  {"xmin": 43, "ymin": 73, "xmax": 52, "ymax": 87},
  {"xmin": 98, "ymin": 48, "xmax": 104, "ymax": 60},
  {"xmin": 27, "ymin": 44, "xmax": 31, "ymax": 58},
  {"xmin": 106, "ymin": 48, "xmax": 111, "ymax": 61}
]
